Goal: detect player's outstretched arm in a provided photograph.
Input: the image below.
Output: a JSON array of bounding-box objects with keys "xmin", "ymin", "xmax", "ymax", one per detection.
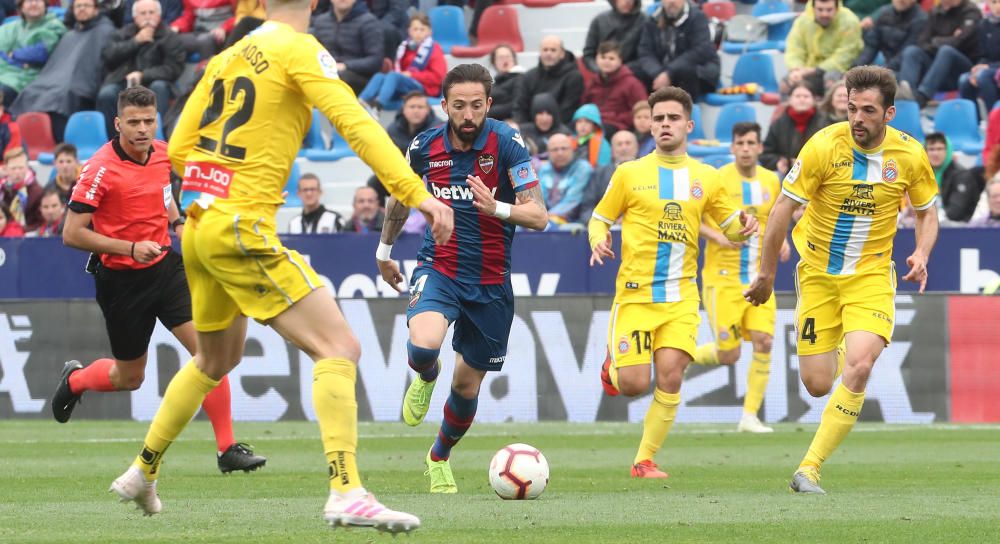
[
  {"xmin": 902, "ymin": 204, "xmax": 939, "ymax": 293},
  {"xmin": 374, "ymin": 197, "xmax": 411, "ymax": 293},
  {"xmin": 744, "ymin": 193, "xmax": 799, "ymax": 305},
  {"xmin": 467, "ymin": 175, "xmax": 548, "ymax": 231}
]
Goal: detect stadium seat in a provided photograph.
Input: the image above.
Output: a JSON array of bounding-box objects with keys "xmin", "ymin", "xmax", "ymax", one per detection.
[
  {"xmin": 689, "ymin": 103, "xmax": 756, "ymax": 156},
  {"xmin": 38, "ymin": 111, "xmax": 108, "ymax": 164},
  {"xmin": 703, "ymin": 52, "xmax": 779, "ymax": 106},
  {"xmin": 721, "ymin": 0, "xmax": 794, "ymax": 54},
  {"xmin": 691, "ymin": 103, "xmax": 706, "ymax": 141},
  {"xmin": 888, "ymin": 100, "xmax": 925, "ymax": 144},
  {"xmin": 934, "ymin": 99, "xmax": 984, "ymax": 154},
  {"xmin": 3, "ymin": 15, "xmax": 18, "ymax": 25},
  {"xmin": 283, "ymin": 161, "xmax": 303, "ymax": 207},
  {"xmin": 303, "ymin": 127, "xmax": 357, "ymax": 162},
  {"xmin": 450, "ymin": 6, "xmax": 523, "ymax": 57},
  {"xmin": 156, "ymin": 112, "xmax": 165, "ymax": 141},
  {"xmin": 428, "ymin": 6, "xmax": 469, "ymax": 55},
  {"xmin": 16, "ymin": 111, "xmax": 56, "ymax": 160},
  {"xmin": 701, "ymin": 1, "xmax": 737, "ymax": 22},
  {"xmin": 299, "ymin": 109, "xmax": 326, "ymax": 157}
]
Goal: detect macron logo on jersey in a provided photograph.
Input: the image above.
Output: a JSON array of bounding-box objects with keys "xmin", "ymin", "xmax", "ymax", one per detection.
[{"xmin": 432, "ymin": 184, "xmax": 497, "ymax": 201}]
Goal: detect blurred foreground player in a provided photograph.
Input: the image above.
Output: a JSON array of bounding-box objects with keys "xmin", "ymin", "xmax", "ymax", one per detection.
[
  {"xmin": 745, "ymin": 66, "xmax": 939, "ymax": 494},
  {"xmin": 110, "ymin": 0, "xmax": 454, "ymax": 533},
  {"xmin": 691, "ymin": 121, "xmax": 790, "ymax": 433},
  {"xmin": 376, "ymin": 64, "xmax": 548, "ymax": 493},
  {"xmin": 55, "ymin": 86, "xmax": 265, "ymax": 475},
  {"xmin": 590, "ymin": 87, "xmax": 757, "ymax": 478}
]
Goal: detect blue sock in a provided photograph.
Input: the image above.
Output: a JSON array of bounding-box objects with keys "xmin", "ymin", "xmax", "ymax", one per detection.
[
  {"xmin": 407, "ymin": 341, "xmax": 440, "ymax": 382},
  {"xmin": 430, "ymin": 389, "xmax": 477, "ymax": 461}
]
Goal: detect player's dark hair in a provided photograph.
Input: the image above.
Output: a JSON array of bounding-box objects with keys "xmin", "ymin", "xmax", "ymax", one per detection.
[
  {"xmin": 924, "ymin": 132, "xmax": 947, "ymax": 147},
  {"xmin": 732, "ymin": 122, "xmax": 761, "ymax": 141},
  {"xmin": 54, "ymin": 143, "xmax": 77, "ymax": 160},
  {"xmin": 443, "ymin": 64, "xmax": 493, "ymax": 100},
  {"xmin": 648, "ymin": 86, "xmax": 693, "ymax": 119},
  {"xmin": 117, "ymin": 86, "xmax": 157, "ymax": 115},
  {"xmin": 409, "ymin": 12, "xmax": 431, "ymax": 29},
  {"xmin": 597, "ymin": 40, "xmax": 621, "ymax": 57},
  {"xmin": 845, "ymin": 65, "xmax": 896, "ymax": 109},
  {"xmin": 489, "ymin": 44, "xmax": 517, "ymax": 68}
]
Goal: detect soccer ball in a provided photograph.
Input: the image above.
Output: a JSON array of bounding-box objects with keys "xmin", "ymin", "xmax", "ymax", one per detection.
[{"xmin": 488, "ymin": 443, "xmax": 549, "ymax": 500}]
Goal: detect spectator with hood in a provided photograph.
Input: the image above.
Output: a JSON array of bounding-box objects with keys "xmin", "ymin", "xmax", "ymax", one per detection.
[
  {"xmin": 571, "ymin": 103, "xmax": 612, "ymax": 169},
  {"xmin": 513, "ymin": 35, "xmax": 584, "ymax": 125},
  {"xmin": 11, "ymin": 0, "xmax": 116, "ymax": 141},
  {"xmin": 926, "ymin": 132, "xmax": 982, "ymax": 223},
  {"xmin": 0, "ymin": 0, "xmax": 66, "ymax": 108},
  {"xmin": 582, "ymin": 0, "xmax": 647, "ymax": 75},
  {"xmin": 520, "ymin": 93, "xmax": 572, "ymax": 158},
  {"xmin": 783, "ymin": 0, "xmax": 862, "ymax": 97},
  {"xmin": 637, "ymin": 0, "xmax": 720, "ymax": 100}
]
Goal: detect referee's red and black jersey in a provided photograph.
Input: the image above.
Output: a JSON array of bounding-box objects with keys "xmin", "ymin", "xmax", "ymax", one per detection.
[{"xmin": 69, "ymin": 139, "xmax": 173, "ymax": 271}]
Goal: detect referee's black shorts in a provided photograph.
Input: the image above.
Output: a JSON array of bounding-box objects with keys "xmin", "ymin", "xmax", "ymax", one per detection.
[{"xmin": 94, "ymin": 250, "xmax": 192, "ymax": 361}]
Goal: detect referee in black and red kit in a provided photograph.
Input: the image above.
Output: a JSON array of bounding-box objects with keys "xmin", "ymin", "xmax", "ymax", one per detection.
[{"xmin": 51, "ymin": 86, "xmax": 266, "ymax": 474}]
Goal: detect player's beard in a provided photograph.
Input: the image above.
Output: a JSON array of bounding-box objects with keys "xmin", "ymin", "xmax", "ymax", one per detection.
[
  {"xmin": 851, "ymin": 122, "xmax": 883, "ymax": 149},
  {"xmin": 451, "ymin": 118, "xmax": 485, "ymax": 144}
]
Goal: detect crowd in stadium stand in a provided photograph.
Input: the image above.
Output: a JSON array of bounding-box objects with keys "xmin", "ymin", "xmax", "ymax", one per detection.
[{"xmin": 0, "ymin": 0, "xmax": 998, "ymax": 240}]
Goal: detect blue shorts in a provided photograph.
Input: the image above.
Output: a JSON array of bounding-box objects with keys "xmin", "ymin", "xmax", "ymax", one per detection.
[{"xmin": 406, "ymin": 266, "xmax": 515, "ymax": 371}]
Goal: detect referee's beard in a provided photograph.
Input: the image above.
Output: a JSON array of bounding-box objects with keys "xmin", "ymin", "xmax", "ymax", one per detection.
[{"xmin": 450, "ymin": 119, "xmax": 485, "ymax": 144}]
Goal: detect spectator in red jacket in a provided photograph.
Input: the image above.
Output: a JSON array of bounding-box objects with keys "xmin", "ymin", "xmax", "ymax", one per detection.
[
  {"xmin": 0, "ymin": 92, "xmax": 22, "ymax": 162},
  {"xmin": 169, "ymin": 0, "xmax": 235, "ymax": 60},
  {"xmin": 580, "ymin": 40, "xmax": 648, "ymax": 134},
  {"xmin": 0, "ymin": 204, "xmax": 24, "ymax": 237},
  {"xmin": 358, "ymin": 13, "xmax": 446, "ymax": 111}
]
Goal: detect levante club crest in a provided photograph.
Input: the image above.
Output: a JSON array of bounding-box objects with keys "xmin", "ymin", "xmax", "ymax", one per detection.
[{"xmin": 478, "ymin": 154, "xmax": 495, "ymax": 174}]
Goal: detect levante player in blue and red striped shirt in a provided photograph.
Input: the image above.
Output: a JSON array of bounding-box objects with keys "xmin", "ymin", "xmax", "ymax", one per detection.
[{"xmin": 375, "ymin": 64, "xmax": 549, "ymax": 494}]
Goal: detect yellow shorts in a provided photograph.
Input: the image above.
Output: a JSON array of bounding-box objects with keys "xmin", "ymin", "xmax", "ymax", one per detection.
[
  {"xmin": 607, "ymin": 301, "xmax": 701, "ymax": 367},
  {"xmin": 702, "ymin": 281, "xmax": 776, "ymax": 352},
  {"xmin": 794, "ymin": 261, "xmax": 896, "ymax": 356},
  {"xmin": 182, "ymin": 207, "xmax": 322, "ymax": 331}
]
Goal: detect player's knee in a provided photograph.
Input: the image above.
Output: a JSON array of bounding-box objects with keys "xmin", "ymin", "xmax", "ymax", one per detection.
[
  {"xmin": 802, "ymin": 375, "xmax": 832, "ymax": 397},
  {"xmin": 717, "ymin": 348, "xmax": 740, "ymax": 366},
  {"xmin": 844, "ymin": 357, "xmax": 874, "ymax": 383},
  {"xmin": 451, "ymin": 379, "xmax": 480, "ymax": 399},
  {"xmin": 338, "ymin": 333, "xmax": 362, "ymax": 363},
  {"xmin": 618, "ymin": 373, "xmax": 650, "ymax": 397},
  {"xmin": 407, "ymin": 341, "xmax": 440, "ymax": 372},
  {"xmin": 752, "ymin": 336, "xmax": 773, "ymax": 354}
]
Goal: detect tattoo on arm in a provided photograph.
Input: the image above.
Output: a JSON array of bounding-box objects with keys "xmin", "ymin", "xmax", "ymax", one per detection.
[
  {"xmin": 516, "ymin": 185, "xmax": 547, "ymax": 213},
  {"xmin": 380, "ymin": 197, "xmax": 410, "ymax": 245}
]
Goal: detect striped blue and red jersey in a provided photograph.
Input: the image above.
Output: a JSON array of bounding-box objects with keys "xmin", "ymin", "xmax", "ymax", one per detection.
[{"xmin": 407, "ymin": 118, "xmax": 538, "ymax": 285}]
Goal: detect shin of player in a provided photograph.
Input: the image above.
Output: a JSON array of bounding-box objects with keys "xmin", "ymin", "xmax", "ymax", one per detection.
[
  {"xmin": 588, "ymin": 87, "xmax": 757, "ymax": 478},
  {"xmin": 692, "ymin": 122, "xmax": 791, "ymax": 433},
  {"xmin": 376, "ymin": 64, "xmax": 548, "ymax": 494},
  {"xmin": 744, "ymin": 66, "xmax": 939, "ymax": 494},
  {"xmin": 56, "ymin": 86, "xmax": 263, "ymax": 475},
  {"xmin": 113, "ymin": 0, "xmax": 454, "ymax": 532}
]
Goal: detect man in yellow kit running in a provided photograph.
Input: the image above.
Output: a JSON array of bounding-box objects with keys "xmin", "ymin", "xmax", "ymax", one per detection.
[
  {"xmin": 109, "ymin": 0, "xmax": 454, "ymax": 533},
  {"xmin": 692, "ymin": 121, "xmax": 790, "ymax": 433},
  {"xmin": 745, "ymin": 65, "xmax": 938, "ymax": 494},
  {"xmin": 590, "ymin": 86, "xmax": 758, "ymax": 478}
]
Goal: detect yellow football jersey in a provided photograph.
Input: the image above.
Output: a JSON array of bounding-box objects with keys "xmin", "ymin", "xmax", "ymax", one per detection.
[
  {"xmin": 702, "ymin": 163, "xmax": 781, "ymax": 285},
  {"xmin": 593, "ymin": 153, "xmax": 740, "ymax": 304},
  {"xmin": 169, "ymin": 21, "xmax": 430, "ymax": 217},
  {"xmin": 782, "ymin": 122, "xmax": 938, "ymax": 275}
]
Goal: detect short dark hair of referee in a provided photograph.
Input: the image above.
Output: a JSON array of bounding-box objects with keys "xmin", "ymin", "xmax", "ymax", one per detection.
[{"xmin": 57, "ymin": 85, "xmax": 199, "ymax": 409}]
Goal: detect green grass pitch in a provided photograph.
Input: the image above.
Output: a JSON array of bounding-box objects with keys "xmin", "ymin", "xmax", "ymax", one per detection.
[{"xmin": 1, "ymin": 421, "xmax": 998, "ymax": 543}]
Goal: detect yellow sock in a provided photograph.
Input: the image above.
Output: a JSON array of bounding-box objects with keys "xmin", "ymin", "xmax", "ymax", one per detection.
[
  {"xmin": 134, "ymin": 360, "xmax": 219, "ymax": 480},
  {"xmin": 834, "ymin": 339, "xmax": 846, "ymax": 380},
  {"xmin": 634, "ymin": 389, "xmax": 680, "ymax": 464},
  {"xmin": 743, "ymin": 352, "xmax": 771, "ymax": 416},
  {"xmin": 800, "ymin": 383, "xmax": 865, "ymax": 470},
  {"xmin": 313, "ymin": 358, "xmax": 363, "ymax": 494},
  {"xmin": 692, "ymin": 342, "xmax": 719, "ymax": 366}
]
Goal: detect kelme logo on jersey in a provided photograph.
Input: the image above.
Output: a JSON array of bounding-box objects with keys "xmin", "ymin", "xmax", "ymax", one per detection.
[
  {"xmin": 618, "ymin": 336, "xmax": 630, "ymax": 354},
  {"xmin": 478, "ymin": 154, "xmax": 495, "ymax": 174},
  {"xmin": 690, "ymin": 181, "xmax": 704, "ymax": 200},
  {"xmin": 882, "ymin": 159, "xmax": 898, "ymax": 182},
  {"xmin": 431, "ymin": 183, "xmax": 497, "ymax": 201}
]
